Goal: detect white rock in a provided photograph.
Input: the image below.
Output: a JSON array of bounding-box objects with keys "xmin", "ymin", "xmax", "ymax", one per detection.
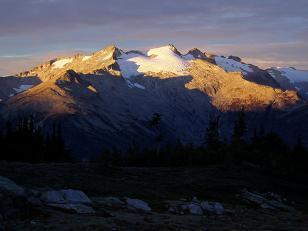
[
  {"xmin": 201, "ymin": 201, "xmax": 213, "ymax": 212},
  {"xmin": 0, "ymin": 176, "xmax": 25, "ymax": 197},
  {"xmin": 41, "ymin": 190, "xmax": 66, "ymax": 204},
  {"xmin": 241, "ymin": 189, "xmax": 293, "ymax": 211},
  {"xmin": 41, "ymin": 189, "xmax": 94, "ymax": 214},
  {"xmin": 201, "ymin": 201, "xmax": 224, "ymax": 215},
  {"xmin": 41, "ymin": 189, "xmax": 92, "ymax": 205},
  {"xmin": 187, "ymin": 203, "xmax": 203, "ymax": 215},
  {"xmin": 126, "ymin": 198, "xmax": 151, "ymax": 213},
  {"xmin": 61, "ymin": 189, "xmax": 92, "ymax": 204},
  {"xmin": 213, "ymin": 202, "xmax": 224, "ymax": 215}
]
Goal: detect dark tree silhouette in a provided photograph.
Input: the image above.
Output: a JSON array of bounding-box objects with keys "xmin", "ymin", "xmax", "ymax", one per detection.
[
  {"xmin": 0, "ymin": 116, "xmax": 70, "ymax": 163},
  {"xmin": 232, "ymin": 109, "xmax": 247, "ymax": 143},
  {"xmin": 205, "ymin": 117, "xmax": 221, "ymax": 150}
]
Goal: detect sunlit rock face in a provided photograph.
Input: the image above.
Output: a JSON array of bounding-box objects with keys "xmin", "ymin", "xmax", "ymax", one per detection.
[
  {"xmin": 187, "ymin": 60, "xmax": 299, "ymax": 112},
  {"xmin": 213, "ymin": 55, "xmax": 280, "ymax": 88},
  {"xmin": 0, "ymin": 44, "xmax": 306, "ymax": 158}
]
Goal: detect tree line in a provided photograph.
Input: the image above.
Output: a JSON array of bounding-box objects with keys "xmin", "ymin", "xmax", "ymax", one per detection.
[
  {"xmin": 0, "ymin": 116, "xmax": 70, "ymax": 162},
  {"xmin": 0, "ymin": 112, "xmax": 307, "ymax": 176},
  {"xmin": 96, "ymin": 111, "xmax": 308, "ymax": 176}
]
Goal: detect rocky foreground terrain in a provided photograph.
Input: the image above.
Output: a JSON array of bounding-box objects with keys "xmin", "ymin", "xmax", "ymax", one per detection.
[{"xmin": 0, "ymin": 162, "xmax": 307, "ymax": 230}]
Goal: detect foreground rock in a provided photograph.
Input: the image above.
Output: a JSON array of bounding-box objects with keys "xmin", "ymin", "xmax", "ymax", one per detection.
[
  {"xmin": 241, "ymin": 189, "xmax": 294, "ymax": 211},
  {"xmin": 126, "ymin": 198, "xmax": 152, "ymax": 213},
  {"xmin": 0, "ymin": 164, "xmax": 307, "ymax": 230},
  {"xmin": 0, "ymin": 176, "xmax": 28, "ymax": 220},
  {"xmin": 167, "ymin": 198, "xmax": 225, "ymax": 216},
  {"xmin": 0, "ymin": 176, "xmax": 25, "ymax": 197},
  {"xmin": 40, "ymin": 189, "xmax": 95, "ymax": 214}
]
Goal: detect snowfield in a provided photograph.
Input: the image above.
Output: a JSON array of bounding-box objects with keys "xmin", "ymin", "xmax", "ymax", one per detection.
[
  {"xmin": 117, "ymin": 45, "xmax": 193, "ymax": 79},
  {"xmin": 269, "ymin": 67, "xmax": 308, "ymax": 83},
  {"xmin": 215, "ymin": 56, "xmax": 253, "ymax": 75},
  {"xmin": 13, "ymin": 84, "xmax": 34, "ymax": 93},
  {"xmin": 52, "ymin": 58, "xmax": 73, "ymax": 69},
  {"xmin": 82, "ymin": 56, "xmax": 92, "ymax": 62}
]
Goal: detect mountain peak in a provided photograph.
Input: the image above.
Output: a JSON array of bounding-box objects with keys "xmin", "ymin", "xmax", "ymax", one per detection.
[
  {"xmin": 228, "ymin": 55, "xmax": 242, "ymax": 62},
  {"xmin": 147, "ymin": 44, "xmax": 182, "ymax": 57},
  {"xmin": 186, "ymin": 48, "xmax": 207, "ymax": 59},
  {"xmin": 167, "ymin": 44, "xmax": 182, "ymax": 56},
  {"xmin": 93, "ymin": 44, "xmax": 123, "ymax": 60}
]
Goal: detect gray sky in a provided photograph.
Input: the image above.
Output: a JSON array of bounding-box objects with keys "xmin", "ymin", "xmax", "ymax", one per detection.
[{"xmin": 0, "ymin": 0, "xmax": 308, "ymax": 75}]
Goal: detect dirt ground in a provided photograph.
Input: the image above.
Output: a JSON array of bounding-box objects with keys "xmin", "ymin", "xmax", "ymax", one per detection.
[{"xmin": 0, "ymin": 162, "xmax": 308, "ymax": 230}]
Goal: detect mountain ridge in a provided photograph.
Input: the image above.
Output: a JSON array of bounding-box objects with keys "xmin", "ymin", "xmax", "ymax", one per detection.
[{"xmin": 0, "ymin": 44, "xmax": 307, "ymax": 158}]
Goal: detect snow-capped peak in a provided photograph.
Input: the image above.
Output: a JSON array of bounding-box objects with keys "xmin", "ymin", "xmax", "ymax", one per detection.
[
  {"xmin": 117, "ymin": 45, "xmax": 193, "ymax": 80},
  {"xmin": 185, "ymin": 48, "xmax": 207, "ymax": 59}
]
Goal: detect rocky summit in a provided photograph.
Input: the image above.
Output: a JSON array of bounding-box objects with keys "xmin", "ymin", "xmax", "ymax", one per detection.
[{"xmin": 0, "ymin": 44, "xmax": 307, "ymax": 158}]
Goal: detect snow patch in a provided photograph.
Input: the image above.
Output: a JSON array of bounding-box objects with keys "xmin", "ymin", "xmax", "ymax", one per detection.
[
  {"xmin": 133, "ymin": 83, "xmax": 145, "ymax": 90},
  {"xmin": 117, "ymin": 45, "xmax": 192, "ymax": 79},
  {"xmin": 126, "ymin": 80, "xmax": 145, "ymax": 90},
  {"xmin": 200, "ymin": 201, "xmax": 224, "ymax": 215},
  {"xmin": 215, "ymin": 56, "xmax": 253, "ymax": 74},
  {"xmin": 52, "ymin": 58, "xmax": 73, "ymax": 69},
  {"xmin": 182, "ymin": 54, "xmax": 195, "ymax": 60},
  {"xmin": 13, "ymin": 84, "xmax": 34, "ymax": 93},
  {"xmin": 271, "ymin": 67, "xmax": 308, "ymax": 83},
  {"xmin": 82, "ymin": 56, "xmax": 92, "ymax": 61}
]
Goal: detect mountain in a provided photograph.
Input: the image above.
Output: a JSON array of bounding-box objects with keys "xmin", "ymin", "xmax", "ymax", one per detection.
[
  {"xmin": 0, "ymin": 44, "xmax": 306, "ymax": 159},
  {"xmin": 214, "ymin": 55, "xmax": 280, "ymax": 88},
  {"xmin": 0, "ymin": 76, "xmax": 41, "ymax": 102},
  {"xmin": 267, "ymin": 67, "xmax": 308, "ymax": 99}
]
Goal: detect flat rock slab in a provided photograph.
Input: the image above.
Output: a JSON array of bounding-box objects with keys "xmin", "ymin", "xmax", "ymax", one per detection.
[
  {"xmin": 126, "ymin": 198, "xmax": 151, "ymax": 213},
  {"xmin": 167, "ymin": 199, "xmax": 225, "ymax": 216},
  {"xmin": 0, "ymin": 176, "xmax": 25, "ymax": 197},
  {"xmin": 41, "ymin": 189, "xmax": 92, "ymax": 205},
  {"xmin": 41, "ymin": 189, "xmax": 94, "ymax": 214},
  {"xmin": 241, "ymin": 189, "xmax": 293, "ymax": 211}
]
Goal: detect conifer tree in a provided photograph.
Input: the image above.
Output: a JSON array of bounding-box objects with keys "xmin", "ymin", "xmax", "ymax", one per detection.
[
  {"xmin": 205, "ymin": 117, "xmax": 220, "ymax": 150},
  {"xmin": 232, "ymin": 109, "xmax": 247, "ymax": 143}
]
